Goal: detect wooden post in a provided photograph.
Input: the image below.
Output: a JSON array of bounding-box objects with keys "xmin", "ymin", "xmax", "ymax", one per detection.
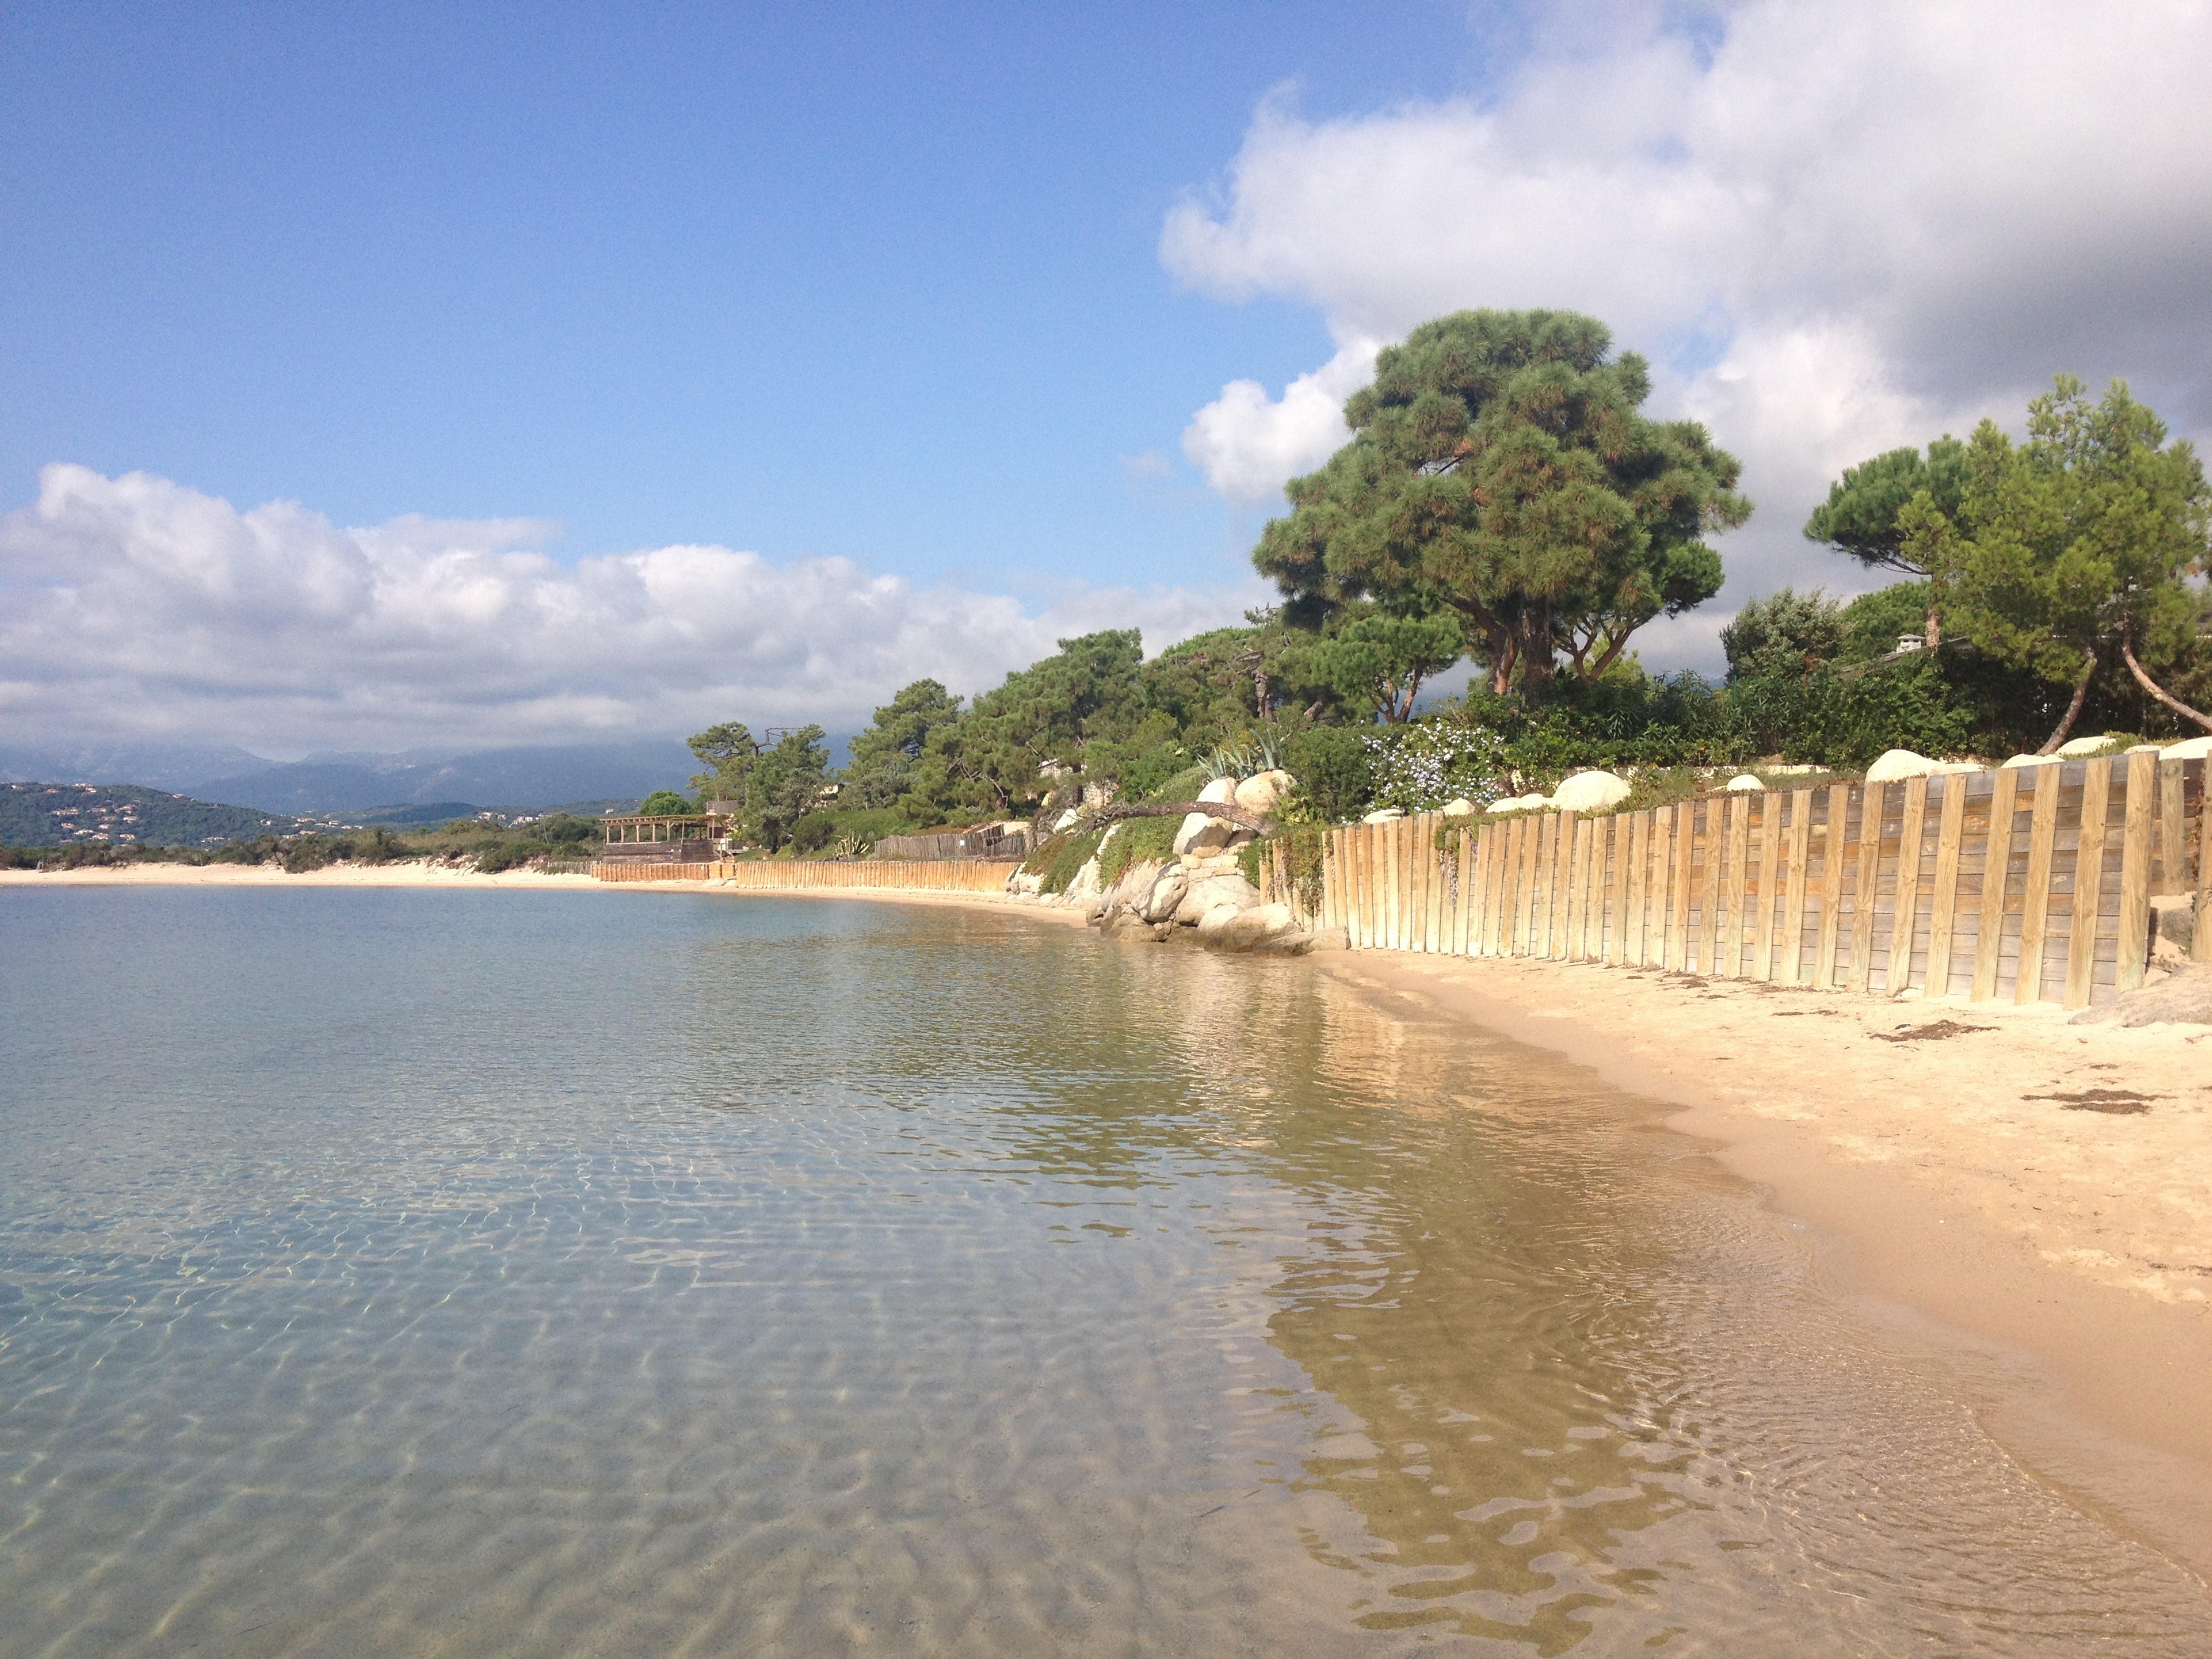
[
  {"xmin": 2064, "ymin": 759, "xmax": 2112, "ymax": 1010},
  {"xmin": 2196, "ymin": 760, "xmax": 2212, "ymax": 965},
  {"xmin": 1750, "ymin": 792, "xmax": 1782, "ymax": 982},
  {"xmin": 2015, "ymin": 765, "xmax": 2064, "ymax": 1004},
  {"xmin": 2159, "ymin": 758, "xmax": 2188, "ymax": 895},
  {"xmin": 1888, "ymin": 776, "xmax": 1928, "ymax": 998},
  {"xmin": 1816, "ymin": 784, "xmax": 1849, "ymax": 989},
  {"xmin": 1718, "ymin": 795, "xmax": 1748, "ymax": 978},
  {"xmin": 1971, "ymin": 767, "xmax": 2022, "ymax": 1002},
  {"xmin": 1590, "ymin": 816, "xmax": 1614, "ymax": 962},
  {"xmin": 1847, "ymin": 783, "xmax": 1885, "ymax": 993},
  {"xmin": 1669, "ymin": 801, "xmax": 1696, "ymax": 970},
  {"xmin": 1925, "ymin": 775, "xmax": 1968, "ymax": 999},
  {"xmin": 2118, "ymin": 749, "xmax": 2156, "ymax": 991},
  {"xmin": 1429, "ymin": 816, "xmax": 1448, "ymax": 951},
  {"xmin": 1624, "ymin": 811, "xmax": 1650, "ymax": 966},
  {"xmin": 1778, "ymin": 790, "xmax": 1813, "ymax": 987},
  {"xmin": 1454, "ymin": 827, "xmax": 1475, "ymax": 954}
]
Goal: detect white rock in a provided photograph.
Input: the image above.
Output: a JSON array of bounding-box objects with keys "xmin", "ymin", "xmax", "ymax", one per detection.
[
  {"xmin": 1362, "ymin": 807, "xmax": 1405, "ymax": 824},
  {"xmin": 2056, "ymin": 735, "xmax": 2121, "ymax": 757},
  {"xmin": 1174, "ymin": 872, "xmax": 1261, "ymax": 925},
  {"xmin": 2001, "ymin": 753, "xmax": 2062, "ymax": 768},
  {"xmin": 1140, "ymin": 872, "xmax": 1189, "ymax": 923},
  {"xmin": 2127, "ymin": 742, "xmax": 2165, "ymax": 754},
  {"xmin": 1197, "ymin": 777, "xmax": 1239, "ymax": 805},
  {"xmin": 1865, "ymin": 749, "xmax": 1938, "ymax": 782},
  {"xmin": 1233, "ymin": 769, "xmax": 1293, "ymax": 813},
  {"xmin": 1521, "ymin": 793, "xmax": 1553, "ymax": 811},
  {"xmin": 1215, "ymin": 903, "xmax": 1297, "ymax": 952},
  {"xmin": 1929, "ymin": 760, "xmax": 1982, "ymax": 774},
  {"xmin": 1051, "ymin": 807, "xmax": 1084, "ymax": 832},
  {"xmin": 1303, "ymin": 926, "xmax": 1351, "ymax": 952},
  {"xmin": 2160, "ymin": 735, "xmax": 2212, "ymax": 760},
  {"xmin": 1724, "ymin": 773, "xmax": 1765, "ymax": 792},
  {"xmin": 1174, "ymin": 812, "xmax": 1239, "ymax": 858},
  {"xmin": 1485, "ymin": 798, "xmax": 1521, "ymax": 815},
  {"xmin": 1194, "ymin": 901, "xmax": 1244, "ymax": 943},
  {"xmin": 1550, "ymin": 771, "xmax": 1632, "ymax": 812},
  {"xmin": 1441, "ymin": 798, "xmax": 1477, "ymax": 817}
]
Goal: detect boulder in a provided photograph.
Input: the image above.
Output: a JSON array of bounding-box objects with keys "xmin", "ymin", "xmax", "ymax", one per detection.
[
  {"xmin": 1441, "ymin": 798, "xmax": 1477, "ymax": 817},
  {"xmin": 1214, "ymin": 903, "xmax": 1298, "ymax": 953},
  {"xmin": 1486, "ymin": 797, "xmax": 1523, "ymax": 815},
  {"xmin": 1551, "ymin": 771, "xmax": 1631, "ymax": 812},
  {"xmin": 1104, "ymin": 911, "xmax": 1172, "ymax": 943},
  {"xmin": 1174, "ymin": 872, "xmax": 1261, "ymax": 925},
  {"xmin": 1361, "ymin": 806, "xmax": 1405, "ymax": 824},
  {"xmin": 2001, "ymin": 753, "xmax": 2062, "ymax": 769},
  {"xmin": 1008, "ymin": 871, "xmax": 1044, "ymax": 896},
  {"xmin": 2070, "ymin": 961, "xmax": 2212, "ymax": 1027},
  {"xmin": 2055, "ymin": 735, "xmax": 2123, "ymax": 758},
  {"xmin": 1051, "ymin": 806, "xmax": 1084, "ymax": 832},
  {"xmin": 1197, "ymin": 777, "xmax": 1240, "ymax": 805},
  {"xmin": 1193, "ymin": 901, "xmax": 1244, "ymax": 943},
  {"xmin": 1865, "ymin": 749, "xmax": 1938, "ymax": 782},
  {"xmin": 2160, "ymin": 735, "xmax": 2212, "ymax": 760},
  {"xmin": 1724, "ymin": 773, "xmax": 1765, "ymax": 792},
  {"xmin": 1233, "ymin": 769, "xmax": 1294, "ymax": 814},
  {"xmin": 1174, "ymin": 812, "xmax": 1242, "ymax": 859},
  {"xmin": 1303, "ymin": 926, "xmax": 1351, "ymax": 952},
  {"xmin": 1140, "ymin": 871, "xmax": 1189, "ymax": 924}
]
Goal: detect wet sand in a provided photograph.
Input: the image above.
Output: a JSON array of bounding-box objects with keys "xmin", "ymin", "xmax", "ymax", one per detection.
[
  {"xmin": 1320, "ymin": 949, "xmax": 2212, "ymax": 1582},
  {"xmin": 15, "ymin": 861, "xmax": 2209, "ymax": 1581}
]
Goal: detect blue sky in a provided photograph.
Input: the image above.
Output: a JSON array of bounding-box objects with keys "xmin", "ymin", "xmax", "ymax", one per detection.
[
  {"xmin": 4, "ymin": 1, "xmax": 1508, "ymax": 592},
  {"xmin": 3, "ymin": 1, "xmax": 2207, "ymax": 756}
]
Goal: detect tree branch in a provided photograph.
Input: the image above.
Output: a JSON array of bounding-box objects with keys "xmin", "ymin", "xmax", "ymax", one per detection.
[
  {"xmin": 1081, "ymin": 800, "xmax": 1277, "ymax": 836},
  {"xmin": 2121, "ymin": 630, "xmax": 2212, "ymax": 733},
  {"xmin": 2036, "ymin": 649, "xmax": 2100, "ymax": 754}
]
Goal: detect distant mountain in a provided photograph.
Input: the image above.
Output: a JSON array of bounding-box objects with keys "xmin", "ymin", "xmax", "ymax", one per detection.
[
  {"xmin": 188, "ymin": 741, "xmax": 698, "ymax": 814},
  {"xmin": 0, "ymin": 741, "xmax": 274, "ymax": 793},
  {"xmin": 1, "ymin": 782, "xmax": 299, "ymax": 848}
]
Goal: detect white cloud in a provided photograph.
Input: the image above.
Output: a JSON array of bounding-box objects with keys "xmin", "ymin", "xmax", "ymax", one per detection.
[
  {"xmin": 0, "ymin": 465, "xmax": 1265, "ymax": 754},
  {"xmin": 1163, "ymin": 1, "xmax": 2212, "ymax": 666},
  {"xmin": 1180, "ymin": 340, "xmax": 1380, "ymax": 504}
]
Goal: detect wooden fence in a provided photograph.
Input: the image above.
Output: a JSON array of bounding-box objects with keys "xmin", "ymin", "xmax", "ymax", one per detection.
[
  {"xmin": 1261, "ymin": 754, "xmax": 2209, "ymax": 1009},
  {"xmin": 593, "ymin": 857, "xmax": 1021, "ymax": 894}
]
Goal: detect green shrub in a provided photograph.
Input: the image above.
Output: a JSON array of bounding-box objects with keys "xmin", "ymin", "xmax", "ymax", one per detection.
[
  {"xmin": 282, "ymin": 838, "xmax": 333, "ymax": 874},
  {"xmin": 1280, "ymin": 726, "xmax": 1374, "ymax": 821},
  {"xmin": 1036, "ymin": 829, "xmax": 1103, "ymax": 894},
  {"xmin": 789, "ymin": 812, "xmax": 837, "ymax": 853},
  {"xmin": 1097, "ymin": 815, "xmax": 1179, "ymax": 888}
]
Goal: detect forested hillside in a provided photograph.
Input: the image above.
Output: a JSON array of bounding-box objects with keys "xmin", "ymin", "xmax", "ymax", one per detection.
[{"xmin": 0, "ymin": 783, "xmax": 297, "ymax": 848}]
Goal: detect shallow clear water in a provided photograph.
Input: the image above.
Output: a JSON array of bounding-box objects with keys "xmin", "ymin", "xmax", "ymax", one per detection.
[{"xmin": 1, "ymin": 886, "xmax": 2207, "ymax": 1656}]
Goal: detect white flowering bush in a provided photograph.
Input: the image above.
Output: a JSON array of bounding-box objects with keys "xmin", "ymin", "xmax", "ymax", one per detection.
[{"xmin": 1364, "ymin": 722, "xmax": 1515, "ymax": 811}]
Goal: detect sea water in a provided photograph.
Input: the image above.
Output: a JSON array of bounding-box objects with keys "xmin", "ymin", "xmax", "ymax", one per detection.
[{"xmin": 1, "ymin": 886, "xmax": 2205, "ymax": 1656}]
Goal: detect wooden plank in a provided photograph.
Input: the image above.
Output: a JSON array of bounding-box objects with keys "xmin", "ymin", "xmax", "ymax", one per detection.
[
  {"xmin": 1847, "ymin": 783, "xmax": 1884, "ymax": 993},
  {"xmin": 1561, "ymin": 817, "xmax": 1586, "ymax": 959},
  {"xmin": 1551, "ymin": 812, "xmax": 1578, "ymax": 958},
  {"xmin": 1624, "ymin": 811, "xmax": 1650, "ymax": 965},
  {"xmin": 1408, "ymin": 815, "xmax": 1427, "ymax": 951},
  {"xmin": 1778, "ymin": 790, "xmax": 1812, "ymax": 986},
  {"xmin": 1816, "ymin": 784, "xmax": 1849, "ymax": 988},
  {"xmin": 2014, "ymin": 766, "xmax": 2062, "ymax": 1004},
  {"xmin": 1423, "ymin": 815, "xmax": 1443, "ymax": 951},
  {"xmin": 2160, "ymin": 758, "xmax": 2188, "ymax": 895},
  {"xmin": 2197, "ymin": 760, "xmax": 2212, "ymax": 965},
  {"xmin": 1594, "ymin": 816, "xmax": 1618, "ymax": 962},
  {"xmin": 1725, "ymin": 794, "xmax": 1752, "ymax": 977},
  {"xmin": 2064, "ymin": 759, "xmax": 2112, "ymax": 1010},
  {"xmin": 1355, "ymin": 823, "xmax": 1374, "ymax": 949},
  {"xmin": 1888, "ymin": 775, "xmax": 1928, "ymax": 998},
  {"xmin": 1971, "ymin": 767, "xmax": 2022, "ymax": 1002},
  {"xmin": 1750, "ymin": 792, "xmax": 1782, "ymax": 981},
  {"xmin": 2118, "ymin": 748, "xmax": 2156, "ymax": 991},
  {"xmin": 1925, "ymin": 776, "xmax": 1967, "ymax": 999},
  {"xmin": 1669, "ymin": 802, "xmax": 1695, "ymax": 969},
  {"xmin": 1463, "ymin": 825, "xmax": 1485, "ymax": 954},
  {"xmin": 1455, "ymin": 827, "xmax": 1475, "ymax": 954},
  {"xmin": 1580, "ymin": 816, "xmax": 1603, "ymax": 960},
  {"xmin": 1507, "ymin": 817, "xmax": 1530, "ymax": 956},
  {"xmin": 1473, "ymin": 823, "xmax": 1496, "ymax": 955},
  {"xmin": 1431, "ymin": 816, "xmax": 1449, "ymax": 950}
]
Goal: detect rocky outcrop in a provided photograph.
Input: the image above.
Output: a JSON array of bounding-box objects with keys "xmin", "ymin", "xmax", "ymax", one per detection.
[{"xmin": 1551, "ymin": 771, "xmax": 1631, "ymax": 812}]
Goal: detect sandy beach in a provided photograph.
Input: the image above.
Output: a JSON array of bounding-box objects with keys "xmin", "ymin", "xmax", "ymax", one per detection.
[{"xmin": 14, "ymin": 859, "xmax": 2209, "ymax": 1576}]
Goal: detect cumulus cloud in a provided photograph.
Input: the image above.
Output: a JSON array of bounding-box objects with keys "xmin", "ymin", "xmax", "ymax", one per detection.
[
  {"xmin": 1163, "ymin": 0, "xmax": 2212, "ymax": 663},
  {"xmin": 0, "ymin": 465, "xmax": 1265, "ymax": 754},
  {"xmin": 1181, "ymin": 339, "xmax": 1380, "ymax": 503}
]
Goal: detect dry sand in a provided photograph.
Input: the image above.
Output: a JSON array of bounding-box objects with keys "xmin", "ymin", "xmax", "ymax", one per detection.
[{"xmin": 12, "ymin": 861, "xmax": 2207, "ymax": 1572}]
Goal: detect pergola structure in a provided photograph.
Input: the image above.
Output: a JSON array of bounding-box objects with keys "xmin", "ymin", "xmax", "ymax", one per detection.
[{"xmin": 598, "ymin": 813, "xmax": 733, "ymax": 863}]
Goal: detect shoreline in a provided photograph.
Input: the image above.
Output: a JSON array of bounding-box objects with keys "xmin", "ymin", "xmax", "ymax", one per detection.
[
  {"xmin": 15, "ymin": 861, "xmax": 2208, "ymax": 1573},
  {"xmin": 1317, "ymin": 949, "xmax": 2212, "ymax": 1581}
]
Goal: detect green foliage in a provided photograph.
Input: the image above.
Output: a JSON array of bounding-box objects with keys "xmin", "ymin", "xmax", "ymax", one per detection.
[
  {"xmin": 844, "ymin": 680, "xmax": 963, "ymax": 809},
  {"xmin": 1912, "ymin": 379, "xmax": 2211, "ymax": 718},
  {"xmin": 1249, "ymin": 822, "xmax": 1330, "ymax": 914},
  {"xmin": 788, "ymin": 811, "xmax": 837, "ymax": 853},
  {"xmin": 638, "ymin": 789, "xmax": 693, "ymax": 816},
  {"xmin": 1838, "ymin": 583, "xmax": 1936, "ymax": 661},
  {"xmin": 1803, "ymin": 438, "xmax": 1969, "ymax": 574},
  {"xmin": 1032, "ymin": 828, "xmax": 1105, "ymax": 894},
  {"xmin": 1721, "ymin": 588, "xmax": 1844, "ymax": 682},
  {"xmin": 1278, "ymin": 726, "xmax": 1374, "ymax": 823},
  {"xmin": 1097, "ymin": 815, "xmax": 1179, "ymax": 888},
  {"xmin": 0, "ymin": 781, "xmax": 293, "ymax": 849},
  {"xmin": 1254, "ymin": 307, "xmax": 1747, "ymax": 693},
  {"xmin": 1280, "ymin": 603, "xmax": 1465, "ymax": 722}
]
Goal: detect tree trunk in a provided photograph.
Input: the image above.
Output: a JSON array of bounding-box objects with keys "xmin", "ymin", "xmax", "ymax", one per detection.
[
  {"xmin": 1923, "ymin": 594, "xmax": 1942, "ymax": 651},
  {"xmin": 2035, "ymin": 649, "xmax": 2099, "ymax": 754},
  {"xmin": 2121, "ymin": 630, "xmax": 2212, "ymax": 733}
]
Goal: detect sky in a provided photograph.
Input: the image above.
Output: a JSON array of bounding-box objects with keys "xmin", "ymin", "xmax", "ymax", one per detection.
[{"xmin": 3, "ymin": 0, "xmax": 2209, "ymax": 760}]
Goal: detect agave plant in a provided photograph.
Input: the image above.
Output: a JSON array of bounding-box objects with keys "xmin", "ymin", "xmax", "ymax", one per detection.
[
  {"xmin": 1200, "ymin": 743, "xmax": 1254, "ymax": 783},
  {"xmin": 1251, "ymin": 730, "xmax": 1284, "ymax": 774},
  {"xmin": 834, "ymin": 834, "xmax": 874, "ymax": 859}
]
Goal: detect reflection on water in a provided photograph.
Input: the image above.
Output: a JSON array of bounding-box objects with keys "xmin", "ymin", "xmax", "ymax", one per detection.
[{"xmin": 1, "ymin": 887, "xmax": 2205, "ymax": 1656}]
